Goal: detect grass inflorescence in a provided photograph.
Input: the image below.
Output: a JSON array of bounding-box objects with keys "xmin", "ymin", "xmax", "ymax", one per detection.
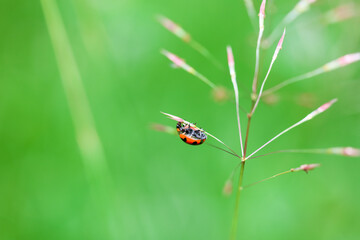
[{"xmin": 155, "ymin": 1, "xmax": 360, "ymax": 239}]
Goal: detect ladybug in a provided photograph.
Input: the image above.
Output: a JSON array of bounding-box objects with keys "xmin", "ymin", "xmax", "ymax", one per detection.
[{"xmin": 176, "ymin": 122, "xmax": 207, "ymax": 145}]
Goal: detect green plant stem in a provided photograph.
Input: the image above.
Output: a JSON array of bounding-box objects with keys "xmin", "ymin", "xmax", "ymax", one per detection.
[
  {"xmin": 230, "ymin": 160, "xmax": 245, "ymax": 240},
  {"xmin": 243, "ymin": 116, "xmax": 252, "ymax": 157},
  {"xmin": 230, "ymin": 109, "xmax": 253, "ymax": 240}
]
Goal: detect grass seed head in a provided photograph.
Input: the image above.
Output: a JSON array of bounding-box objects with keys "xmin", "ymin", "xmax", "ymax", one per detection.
[{"xmin": 295, "ymin": 163, "xmax": 321, "ymax": 173}]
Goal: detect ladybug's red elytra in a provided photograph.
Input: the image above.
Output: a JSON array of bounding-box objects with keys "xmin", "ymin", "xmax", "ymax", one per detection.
[{"xmin": 176, "ymin": 122, "xmax": 207, "ymax": 145}]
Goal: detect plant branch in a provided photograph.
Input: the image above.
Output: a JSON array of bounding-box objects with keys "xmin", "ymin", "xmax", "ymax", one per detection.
[
  {"xmin": 264, "ymin": 0, "xmax": 316, "ymax": 48},
  {"xmin": 161, "ymin": 49, "xmax": 217, "ymax": 89},
  {"xmin": 246, "ymin": 99, "xmax": 338, "ymax": 160},
  {"xmin": 229, "ymin": 103, "xmax": 254, "ymax": 239},
  {"xmin": 206, "ymin": 142, "xmax": 242, "ymax": 159},
  {"xmin": 246, "ymin": 146, "xmax": 360, "ymax": 160},
  {"xmin": 251, "ymin": 29, "xmax": 286, "ymax": 116},
  {"xmin": 242, "ymin": 169, "xmax": 292, "ymax": 190},
  {"xmin": 242, "ymin": 163, "xmax": 321, "ymax": 190},
  {"xmin": 227, "ymin": 46, "xmax": 244, "ymax": 156},
  {"xmin": 263, "ymin": 52, "xmax": 360, "ymax": 95}
]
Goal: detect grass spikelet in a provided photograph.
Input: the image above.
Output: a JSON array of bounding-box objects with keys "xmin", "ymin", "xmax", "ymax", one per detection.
[
  {"xmin": 161, "ymin": 49, "xmax": 217, "ymax": 89},
  {"xmin": 157, "ymin": 15, "xmax": 222, "ymax": 68},
  {"xmin": 157, "ymin": 15, "xmax": 191, "ymax": 42},
  {"xmin": 246, "ymin": 99, "xmax": 337, "ymax": 160},
  {"xmin": 223, "ymin": 180, "xmax": 233, "ymax": 196},
  {"xmin": 212, "ymin": 86, "xmax": 230, "ymax": 103},
  {"xmin": 247, "ymin": 146, "xmax": 360, "ymax": 160},
  {"xmin": 323, "ymin": 3, "xmax": 358, "ymax": 25},
  {"xmin": 329, "ymin": 147, "xmax": 360, "ymax": 157},
  {"xmin": 264, "ymin": 0, "xmax": 316, "ymax": 48},
  {"xmin": 252, "ymin": 0, "xmax": 267, "ymax": 94},
  {"xmin": 264, "ymin": 53, "xmax": 360, "ymax": 95},
  {"xmin": 251, "ymin": 29, "xmax": 286, "ymax": 116},
  {"xmin": 150, "ymin": 123, "xmax": 178, "ymax": 135},
  {"xmin": 243, "ymin": 0, "xmax": 257, "ymax": 29}
]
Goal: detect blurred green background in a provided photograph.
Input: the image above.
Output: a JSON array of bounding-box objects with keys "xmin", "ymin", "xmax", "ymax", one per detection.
[{"xmin": 1, "ymin": 0, "xmax": 359, "ymax": 239}]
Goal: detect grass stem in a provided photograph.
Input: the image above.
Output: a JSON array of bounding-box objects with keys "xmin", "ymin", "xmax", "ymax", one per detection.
[
  {"xmin": 230, "ymin": 160, "xmax": 246, "ymax": 240},
  {"xmin": 229, "ymin": 103, "xmax": 253, "ymax": 239}
]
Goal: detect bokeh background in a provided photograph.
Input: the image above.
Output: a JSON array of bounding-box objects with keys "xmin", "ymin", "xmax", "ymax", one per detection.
[{"xmin": 1, "ymin": 0, "xmax": 360, "ymax": 239}]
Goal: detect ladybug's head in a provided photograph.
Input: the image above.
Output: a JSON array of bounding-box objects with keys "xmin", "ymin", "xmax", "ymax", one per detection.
[{"xmin": 193, "ymin": 130, "xmax": 207, "ymax": 140}]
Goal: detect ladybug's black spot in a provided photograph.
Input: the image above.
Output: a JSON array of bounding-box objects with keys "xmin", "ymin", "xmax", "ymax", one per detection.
[
  {"xmin": 192, "ymin": 141, "xmax": 199, "ymax": 145},
  {"xmin": 181, "ymin": 137, "xmax": 187, "ymax": 143}
]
